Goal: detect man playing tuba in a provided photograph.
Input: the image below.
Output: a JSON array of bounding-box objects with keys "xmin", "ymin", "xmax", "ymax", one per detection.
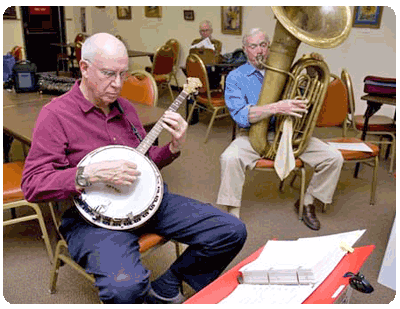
[{"xmin": 216, "ymin": 28, "xmax": 344, "ymax": 231}]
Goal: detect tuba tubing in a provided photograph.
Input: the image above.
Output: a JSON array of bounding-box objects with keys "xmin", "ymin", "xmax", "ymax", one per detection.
[
  {"xmin": 249, "ymin": 6, "xmax": 352, "ymax": 158},
  {"xmin": 264, "ymin": 56, "xmax": 330, "ymax": 159},
  {"xmin": 248, "ymin": 20, "xmax": 301, "ymax": 157}
]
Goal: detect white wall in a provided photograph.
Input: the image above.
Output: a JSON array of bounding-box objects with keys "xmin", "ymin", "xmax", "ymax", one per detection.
[
  {"xmin": 3, "ymin": 6, "xmax": 396, "ymax": 117},
  {"xmin": 2, "ymin": 7, "xmax": 24, "ymax": 57},
  {"xmin": 296, "ymin": 6, "xmax": 396, "ymax": 117},
  {"xmin": 87, "ymin": 6, "xmax": 397, "ymax": 117}
]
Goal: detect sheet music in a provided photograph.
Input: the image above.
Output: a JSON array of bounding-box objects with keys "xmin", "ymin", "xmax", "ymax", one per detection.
[
  {"xmin": 222, "ymin": 230, "xmax": 366, "ymax": 304},
  {"xmin": 219, "ymin": 284, "xmax": 315, "ymax": 304},
  {"xmin": 327, "ymin": 142, "xmax": 373, "ymax": 152},
  {"xmin": 190, "ymin": 37, "xmax": 215, "ymax": 50}
]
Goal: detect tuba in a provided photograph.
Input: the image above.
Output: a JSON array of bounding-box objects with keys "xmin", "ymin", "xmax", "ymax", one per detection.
[{"xmin": 249, "ymin": 6, "xmax": 352, "ymax": 159}]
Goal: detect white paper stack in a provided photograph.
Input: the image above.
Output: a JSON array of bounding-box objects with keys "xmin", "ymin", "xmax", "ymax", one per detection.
[
  {"xmin": 221, "ymin": 229, "xmax": 366, "ymax": 304},
  {"xmin": 239, "ymin": 229, "xmax": 366, "ymax": 285},
  {"xmin": 189, "ymin": 37, "xmax": 215, "ymax": 50}
]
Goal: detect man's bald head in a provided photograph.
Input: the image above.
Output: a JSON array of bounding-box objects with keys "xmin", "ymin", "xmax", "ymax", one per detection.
[
  {"xmin": 78, "ymin": 33, "xmax": 129, "ymax": 112},
  {"xmin": 81, "ymin": 33, "xmax": 127, "ymax": 63}
]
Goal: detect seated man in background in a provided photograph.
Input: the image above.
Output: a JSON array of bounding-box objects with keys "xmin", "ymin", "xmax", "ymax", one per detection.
[
  {"xmin": 190, "ymin": 20, "xmax": 223, "ymax": 89},
  {"xmin": 21, "ymin": 33, "xmax": 247, "ymax": 304},
  {"xmin": 191, "ymin": 20, "xmax": 223, "ymax": 60}
]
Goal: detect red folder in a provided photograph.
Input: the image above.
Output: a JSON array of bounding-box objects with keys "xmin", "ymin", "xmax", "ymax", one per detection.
[{"xmin": 184, "ymin": 245, "xmax": 375, "ymax": 304}]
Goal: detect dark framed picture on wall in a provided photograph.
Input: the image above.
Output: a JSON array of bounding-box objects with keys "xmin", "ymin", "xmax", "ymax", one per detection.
[
  {"xmin": 3, "ymin": 6, "xmax": 17, "ymax": 19},
  {"xmin": 117, "ymin": 6, "xmax": 132, "ymax": 20},
  {"xmin": 353, "ymin": 6, "xmax": 383, "ymax": 29},
  {"xmin": 221, "ymin": 6, "xmax": 242, "ymax": 35},
  {"xmin": 145, "ymin": 6, "xmax": 162, "ymax": 18},
  {"xmin": 184, "ymin": 10, "xmax": 194, "ymax": 21}
]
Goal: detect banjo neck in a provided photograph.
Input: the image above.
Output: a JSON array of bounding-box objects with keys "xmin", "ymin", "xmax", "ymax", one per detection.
[{"xmin": 135, "ymin": 90, "xmax": 190, "ymax": 155}]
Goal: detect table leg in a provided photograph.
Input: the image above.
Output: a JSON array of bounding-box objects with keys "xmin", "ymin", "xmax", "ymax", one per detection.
[{"xmin": 354, "ymin": 102, "xmax": 382, "ymax": 178}]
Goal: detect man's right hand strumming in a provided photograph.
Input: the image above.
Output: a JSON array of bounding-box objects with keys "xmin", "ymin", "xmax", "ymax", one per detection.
[{"xmin": 75, "ymin": 160, "xmax": 141, "ymax": 190}]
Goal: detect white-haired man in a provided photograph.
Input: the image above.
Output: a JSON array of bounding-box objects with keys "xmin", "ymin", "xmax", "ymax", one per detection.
[
  {"xmin": 22, "ymin": 33, "xmax": 246, "ymax": 304},
  {"xmin": 216, "ymin": 28, "xmax": 344, "ymax": 231},
  {"xmin": 191, "ymin": 20, "xmax": 223, "ymax": 57}
]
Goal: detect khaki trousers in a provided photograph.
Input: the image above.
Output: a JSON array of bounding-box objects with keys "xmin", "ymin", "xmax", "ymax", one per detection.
[{"xmin": 217, "ymin": 132, "xmax": 344, "ymax": 208}]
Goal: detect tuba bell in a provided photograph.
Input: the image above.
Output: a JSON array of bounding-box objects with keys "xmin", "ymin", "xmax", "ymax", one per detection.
[{"xmin": 249, "ymin": 6, "xmax": 352, "ymax": 158}]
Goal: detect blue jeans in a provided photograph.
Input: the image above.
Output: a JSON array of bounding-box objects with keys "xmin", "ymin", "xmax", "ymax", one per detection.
[{"xmin": 60, "ymin": 184, "xmax": 247, "ymax": 303}]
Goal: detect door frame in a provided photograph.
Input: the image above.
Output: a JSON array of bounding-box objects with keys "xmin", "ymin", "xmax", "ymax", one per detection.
[{"xmin": 20, "ymin": 6, "xmax": 66, "ymax": 63}]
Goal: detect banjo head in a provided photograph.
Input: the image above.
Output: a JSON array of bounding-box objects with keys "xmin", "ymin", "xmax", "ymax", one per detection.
[{"xmin": 74, "ymin": 145, "xmax": 163, "ymax": 230}]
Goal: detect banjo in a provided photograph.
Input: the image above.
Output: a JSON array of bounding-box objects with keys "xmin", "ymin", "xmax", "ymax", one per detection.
[{"xmin": 74, "ymin": 78, "xmax": 202, "ymax": 230}]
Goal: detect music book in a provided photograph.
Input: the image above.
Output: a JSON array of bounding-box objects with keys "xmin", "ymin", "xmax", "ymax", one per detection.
[
  {"xmin": 190, "ymin": 37, "xmax": 215, "ymax": 50},
  {"xmin": 220, "ymin": 229, "xmax": 366, "ymax": 304}
]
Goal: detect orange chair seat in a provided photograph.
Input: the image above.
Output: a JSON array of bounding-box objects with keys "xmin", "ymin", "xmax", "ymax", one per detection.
[
  {"xmin": 324, "ymin": 137, "xmax": 380, "ymax": 160},
  {"xmin": 120, "ymin": 73, "xmax": 156, "ymax": 107},
  {"xmin": 138, "ymin": 233, "xmax": 166, "ymax": 253},
  {"xmin": 153, "ymin": 74, "xmax": 170, "ymax": 83},
  {"xmin": 255, "ymin": 158, "xmax": 304, "ymax": 169},
  {"xmin": 3, "ymin": 161, "xmax": 25, "ymax": 203},
  {"xmin": 197, "ymin": 91, "xmax": 225, "ymax": 107},
  {"xmin": 354, "ymin": 115, "xmax": 396, "ymax": 132}
]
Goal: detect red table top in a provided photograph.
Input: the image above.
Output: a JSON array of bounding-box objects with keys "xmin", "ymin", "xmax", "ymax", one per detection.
[{"xmin": 185, "ymin": 245, "xmax": 375, "ymax": 304}]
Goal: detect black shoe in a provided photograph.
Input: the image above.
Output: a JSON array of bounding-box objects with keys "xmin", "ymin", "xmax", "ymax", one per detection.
[
  {"xmin": 295, "ymin": 201, "xmax": 321, "ymax": 231},
  {"xmin": 145, "ymin": 286, "xmax": 185, "ymax": 304}
]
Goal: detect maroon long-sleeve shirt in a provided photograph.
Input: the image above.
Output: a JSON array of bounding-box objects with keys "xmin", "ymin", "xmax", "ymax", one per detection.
[{"xmin": 21, "ymin": 81, "xmax": 179, "ymax": 202}]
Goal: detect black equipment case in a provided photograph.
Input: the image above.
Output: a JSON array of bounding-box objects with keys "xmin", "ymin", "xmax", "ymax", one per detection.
[{"xmin": 12, "ymin": 60, "xmax": 38, "ymax": 92}]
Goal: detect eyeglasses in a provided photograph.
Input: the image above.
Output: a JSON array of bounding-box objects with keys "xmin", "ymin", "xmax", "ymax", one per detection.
[
  {"xmin": 84, "ymin": 59, "xmax": 129, "ymax": 81},
  {"xmin": 246, "ymin": 42, "xmax": 269, "ymax": 50},
  {"xmin": 200, "ymin": 29, "xmax": 211, "ymax": 33}
]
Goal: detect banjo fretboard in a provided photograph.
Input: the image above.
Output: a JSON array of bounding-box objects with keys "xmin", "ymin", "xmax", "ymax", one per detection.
[{"xmin": 136, "ymin": 90, "xmax": 189, "ymax": 155}]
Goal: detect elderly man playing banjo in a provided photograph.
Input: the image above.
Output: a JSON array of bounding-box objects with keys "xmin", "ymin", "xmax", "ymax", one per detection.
[
  {"xmin": 22, "ymin": 33, "xmax": 246, "ymax": 304},
  {"xmin": 217, "ymin": 28, "xmax": 344, "ymax": 230}
]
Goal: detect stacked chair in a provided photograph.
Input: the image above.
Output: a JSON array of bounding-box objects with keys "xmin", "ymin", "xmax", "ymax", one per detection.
[
  {"xmin": 185, "ymin": 53, "xmax": 231, "ymax": 143},
  {"xmin": 341, "ymin": 69, "xmax": 395, "ymax": 173}
]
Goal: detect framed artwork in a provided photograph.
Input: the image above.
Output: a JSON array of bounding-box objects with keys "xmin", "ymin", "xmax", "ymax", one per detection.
[
  {"xmin": 3, "ymin": 6, "xmax": 17, "ymax": 19},
  {"xmin": 117, "ymin": 6, "xmax": 132, "ymax": 20},
  {"xmin": 353, "ymin": 6, "xmax": 383, "ymax": 29},
  {"xmin": 184, "ymin": 10, "xmax": 194, "ymax": 21},
  {"xmin": 221, "ymin": 6, "xmax": 242, "ymax": 35},
  {"xmin": 80, "ymin": 7, "xmax": 86, "ymax": 33},
  {"xmin": 145, "ymin": 6, "xmax": 162, "ymax": 18}
]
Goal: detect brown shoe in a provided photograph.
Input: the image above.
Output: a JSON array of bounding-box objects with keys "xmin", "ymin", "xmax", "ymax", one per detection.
[{"xmin": 294, "ymin": 201, "xmax": 321, "ymax": 231}]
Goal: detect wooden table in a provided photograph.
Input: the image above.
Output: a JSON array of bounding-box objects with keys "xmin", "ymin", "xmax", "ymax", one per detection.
[
  {"xmin": 354, "ymin": 94, "xmax": 396, "ymax": 176},
  {"xmin": 3, "ymin": 90, "xmax": 165, "ymax": 147},
  {"xmin": 128, "ymin": 50, "xmax": 154, "ymax": 62},
  {"xmin": 359, "ymin": 94, "xmax": 396, "ymax": 140}
]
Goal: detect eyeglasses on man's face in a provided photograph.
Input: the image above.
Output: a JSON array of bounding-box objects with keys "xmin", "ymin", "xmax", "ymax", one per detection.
[
  {"xmin": 84, "ymin": 59, "xmax": 129, "ymax": 81},
  {"xmin": 246, "ymin": 42, "xmax": 269, "ymax": 50}
]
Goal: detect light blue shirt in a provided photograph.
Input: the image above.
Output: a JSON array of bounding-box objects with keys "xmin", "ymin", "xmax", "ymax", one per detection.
[{"xmin": 224, "ymin": 62, "xmax": 264, "ymax": 128}]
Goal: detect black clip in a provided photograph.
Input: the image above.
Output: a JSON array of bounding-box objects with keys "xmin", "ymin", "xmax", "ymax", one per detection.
[{"xmin": 343, "ymin": 272, "xmax": 374, "ymax": 293}]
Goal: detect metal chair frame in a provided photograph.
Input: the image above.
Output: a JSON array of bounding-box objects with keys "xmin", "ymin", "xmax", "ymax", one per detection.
[
  {"xmin": 341, "ymin": 69, "xmax": 395, "ymax": 173},
  {"xmin": 48, "ymin": 201, "xmax": 182, "ymax": 296},
  {"xmin": 186, "ymin": 53, "xmax": 230, "ymax": 143},
  {"xmin": 151, "ymin": 45, "xmax": 175, "ymax": 101},
  {"xmin": 3, "ymin": 161, "xmax": 53, "ymax": 262}
]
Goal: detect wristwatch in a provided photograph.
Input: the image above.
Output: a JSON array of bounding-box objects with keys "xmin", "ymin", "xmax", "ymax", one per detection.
[{"xmin": 75, "ymin": 166, "xmax": 91, "ymax": 187}]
